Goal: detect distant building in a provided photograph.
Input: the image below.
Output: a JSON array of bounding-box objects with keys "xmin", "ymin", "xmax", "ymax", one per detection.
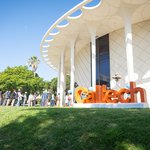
[{"xmin": 40, "ymin": 0, "xmax": 150, "ymax": 106}]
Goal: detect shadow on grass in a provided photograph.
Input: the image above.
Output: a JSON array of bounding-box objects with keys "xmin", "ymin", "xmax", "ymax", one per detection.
[{"xmin": 0, "ymin": 107, "xmax": 150, "ymax": 150}]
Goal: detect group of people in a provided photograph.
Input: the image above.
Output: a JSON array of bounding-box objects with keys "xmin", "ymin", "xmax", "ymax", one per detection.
[
  {"xmin": 64, "ymin": 92, "xmax": 72, "ymax": 107},
  {"xmin": 0, "ymin": 89, "xmax": 73, "ymax": 107},
  {"xmin": 0, "ymin": 89, "xmax": 38, "ymax": 106}
]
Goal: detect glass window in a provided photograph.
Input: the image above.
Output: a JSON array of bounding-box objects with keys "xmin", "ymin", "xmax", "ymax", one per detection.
[{"xmin": 96, "ymin": 34, "xmax": 110, "ymax": 87}]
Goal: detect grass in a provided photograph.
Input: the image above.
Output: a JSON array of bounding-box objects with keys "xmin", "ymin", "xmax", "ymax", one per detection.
[{"xmin": 0, "ymin": 107, "xmax": 150, "ymax": 150}]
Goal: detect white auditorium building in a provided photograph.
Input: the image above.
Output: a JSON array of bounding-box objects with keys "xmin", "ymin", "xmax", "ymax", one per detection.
[{"xmin": 40, "ymin": 0, "xmax": 150, "ymax": 107}]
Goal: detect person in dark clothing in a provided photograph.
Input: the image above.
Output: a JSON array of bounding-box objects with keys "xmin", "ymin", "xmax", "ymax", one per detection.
[
  {"xmin": 11, "ymin": 90, "xmax": 18, "ymax": 106},
  {"xmin": 3, "ymin": 90, "xmax": 11, "ymax": 106}
]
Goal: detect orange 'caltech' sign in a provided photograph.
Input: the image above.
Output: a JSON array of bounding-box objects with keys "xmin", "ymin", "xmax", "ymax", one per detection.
[{"xmin": 75, "ymin": 82, "xmax": 147, "ymax": 103}]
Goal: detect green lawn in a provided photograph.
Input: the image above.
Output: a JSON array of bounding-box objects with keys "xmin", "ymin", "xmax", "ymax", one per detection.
[{"xmin": 0, "ymin": 107, "xmax": 150, "ymax": 150}]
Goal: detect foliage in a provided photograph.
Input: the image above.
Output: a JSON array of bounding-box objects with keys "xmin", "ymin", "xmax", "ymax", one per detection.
[
  {"xmin": 49, "ymin": 77, "xmax": 57, "ymax": 94},
  {"xmin": 0, "ymin": 66, "xmax": 45, "ymax": 93},
  {"xmin": 66, "ymin": 75, "xmax": 70, "ymax": 90},
  {"xmin": 44, "ymin": 81, "xmax": 51, "ymax": 90},
  {"xmin": 49, "ymin": 75, "xmax": 70, "ymax": 94},
  {"xmin": 27, "ymin": 56, "xmax": 40, "ymax": 76},
  {"xmin": 0, "ymin": 107, "xmax": 150, "ymax": 150}
]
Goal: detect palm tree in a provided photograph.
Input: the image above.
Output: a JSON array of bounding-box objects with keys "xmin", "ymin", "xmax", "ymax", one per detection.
[{"xmin": 27, "ymin": 56, "xmax": 40, "ymax": 76}]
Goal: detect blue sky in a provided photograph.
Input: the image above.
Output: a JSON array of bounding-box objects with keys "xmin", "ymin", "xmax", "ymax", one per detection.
[{"xmin": 0, "ymin": 0, "xmax": 82, "ymax": 81}]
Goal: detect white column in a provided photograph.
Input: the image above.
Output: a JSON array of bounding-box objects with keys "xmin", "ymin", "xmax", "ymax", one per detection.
[
  {"xmin": 64, "ymin": 72, "xmax": 66, "ymax": 96},
  {"xmin": 90, "ymin": 30, "xmax": 96, "ymax": 91},
  {"xmin": 57, "ymin": 57, "xmax": 61, "ymax": 95},
  {"xmin": 60, "ymin": 49, "xmax": 65, "ymax": 107},
  {"xmin": 70, "ymin": 40, "xmax": 75, "ymax": 105},
  {"xmin": 124, "ymin": 15, "xmax": 134, "ymax": 82},
  {"xmin": 62, "ymin": 68, "xmax": 66, "ymax": 106}
]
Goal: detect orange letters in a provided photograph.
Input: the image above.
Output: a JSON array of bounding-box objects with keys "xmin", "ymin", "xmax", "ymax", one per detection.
[{"xmin": 75, "ymin": 82, "xmax": 147, "ymax": 103}]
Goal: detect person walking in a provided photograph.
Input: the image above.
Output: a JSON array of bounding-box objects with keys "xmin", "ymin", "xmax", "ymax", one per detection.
[
  {"xmin": 11, "ymin": 89, "xmax": 18, "ymax": 106},
  {"xmin": 56, "ymin": 93, "xmax": 60, "ymax": 107},
  {"xmin": 28, "ymin": 93, "xmax": 34, "ymax": 106},
  {"xmin": 40, "ymin": 90, "xmax": 48, "ymax": 106},
  {"xmin": 65, "ymin": 93, "xmax": 68, "ymax": 107},
  {"xmin": 33, "ymin": 92, "xmax": 37, "ymax": 106},
  {"xmin": 51, "ymin": 94, "xmax": 55, "ymax": 107},
  {"xmin": 23, "ymin": 92, "xmax": 27, "ymax": 106},
  {"xmin": 68, "ymin": 92, "xmax": 72, "ymax": 107},
  {"xmin": 3, "ymin": 90, "xmax": 10, "ymax": 106},
  {"xmin": 16, "ymin": 89, "xmax": 23, "ymax": 106},
  {"xmin": 6, "ymin": 90, "xmax": 11, "ymax": 106}
]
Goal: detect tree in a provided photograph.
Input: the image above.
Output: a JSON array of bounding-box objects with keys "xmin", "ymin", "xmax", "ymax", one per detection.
[
  {"xmin": 66, "ymin": 75, "xmax": 70, "ymax": 90},
  {"xmin": 0, "ymin": 66, "xmax": 45, "ymax": 93},
  {"xmin": 49, "ymin": 75, "xmax": 70, "ymax": 94},
  {"xmin": 49, "ymin": 77, "xmax": 57, "ymax": 94},
  {"xmin": 27, "ymin": 56, "xmax": 40, "ymax": 77}
]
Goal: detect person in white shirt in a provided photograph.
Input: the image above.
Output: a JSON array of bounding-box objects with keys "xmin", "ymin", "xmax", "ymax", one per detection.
[
  {"xmin": 23, "ymin": 92, "xmax": 27, "ymax": 106},
  {"xmin": 65, "ymin": 93, "xmax": 68, "ymax": 107},
  {"xmin": 16, "ymin": 89, "xmax": 23, "ymax": 106},
  {"xmin": 28, "ymin": 93, "xmax": 34, "ymax": 106}
]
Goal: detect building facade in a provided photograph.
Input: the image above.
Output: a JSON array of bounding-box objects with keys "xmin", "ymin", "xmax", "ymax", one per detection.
[{"xmin": 40, "ymin": 0, "xmax": 150, "ymax": 107}]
